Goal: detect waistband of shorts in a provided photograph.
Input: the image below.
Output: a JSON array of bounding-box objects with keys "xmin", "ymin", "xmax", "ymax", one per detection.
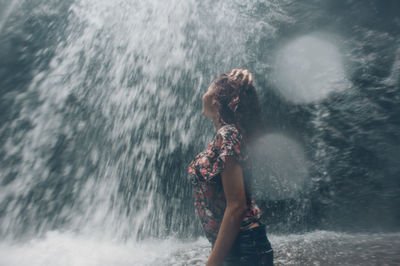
[
  {"xmin": 238, "ymin": 222, "xmax": 266, "ymax": 236},
  {"xmin": 211, "ymin": 223, "xmax": 267, "ymax": 249}
]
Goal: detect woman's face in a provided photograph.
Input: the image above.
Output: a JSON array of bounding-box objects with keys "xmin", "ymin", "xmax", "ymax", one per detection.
[{"xmin": 202, "ymin": 83, "xmax": 219, "ymax": 118}]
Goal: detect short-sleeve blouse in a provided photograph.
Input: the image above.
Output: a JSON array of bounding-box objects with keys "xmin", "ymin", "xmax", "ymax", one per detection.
[{"xmin": 187, "ymin": 124, "xmax": 262, "ymax": 244}]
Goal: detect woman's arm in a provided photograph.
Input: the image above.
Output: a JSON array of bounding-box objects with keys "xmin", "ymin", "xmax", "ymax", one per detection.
[{"xmin": 206, "ymin": 156, "xmax": 247, "ymax": 266}]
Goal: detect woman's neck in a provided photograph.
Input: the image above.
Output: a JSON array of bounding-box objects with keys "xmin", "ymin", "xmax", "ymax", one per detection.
[{"xmin": 212, "ymin": 117, "xmax": 229, "ymax": 132}]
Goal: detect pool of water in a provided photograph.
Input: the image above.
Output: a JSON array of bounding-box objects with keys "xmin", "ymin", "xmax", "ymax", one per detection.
[{"xmin": 1, "ymin": 231, "xmax": 399, "ymax": 266}]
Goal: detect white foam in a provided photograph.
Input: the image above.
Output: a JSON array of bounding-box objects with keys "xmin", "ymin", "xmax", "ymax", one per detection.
[
  {"xmin": 0, "ymin": 232, "xmax": 209, "ymax": 266},
  {"xmin": 1, "ymin": 231, "xmax": 399, "ymax": 266}
]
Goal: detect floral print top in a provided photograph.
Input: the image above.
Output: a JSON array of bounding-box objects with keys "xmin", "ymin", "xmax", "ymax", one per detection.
[{"xmin": 187, "ymin": 124, "xmax": 262, "ymax": 244}]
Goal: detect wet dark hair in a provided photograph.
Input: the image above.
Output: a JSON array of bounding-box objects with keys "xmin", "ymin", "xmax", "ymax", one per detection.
[{"xmin": 212, "ymin": 72, "xmax": 267, "ymax": 145}]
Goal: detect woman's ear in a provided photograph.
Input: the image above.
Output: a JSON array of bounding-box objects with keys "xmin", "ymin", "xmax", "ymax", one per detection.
[{"xmin": 212, "ymin": 98, "xmax": 221, "ymax": 109}]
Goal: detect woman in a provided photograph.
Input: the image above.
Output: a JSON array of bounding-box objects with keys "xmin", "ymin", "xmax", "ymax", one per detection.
[{"xmin": 188, "ymin": 69, "xmax": 274, "ymax": 266}]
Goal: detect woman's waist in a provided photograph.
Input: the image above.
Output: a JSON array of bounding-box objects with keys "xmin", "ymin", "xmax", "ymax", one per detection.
[
  {"xmin": 240, "ymin": 219, "xmax": 261, "ymax": 231},
  {"xmin": 240, "ymin": 205, "xmax": 262, "ymax": 226},
  {"xmin": 211, "ymin": 222, "xmax": 269, "ymax": 250},
  {"xmin": 236, "ymin": 223, "xmax": 269, "ymax": 247}
]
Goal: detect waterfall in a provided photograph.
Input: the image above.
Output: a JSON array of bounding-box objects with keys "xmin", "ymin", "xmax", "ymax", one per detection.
[
  {"xmin": 0, "ymin": 0, "xmax": 399, "ymax": 265},
  {"xmin": 0, "ymin": 0, "xmax": 291, "ymax": 240}
]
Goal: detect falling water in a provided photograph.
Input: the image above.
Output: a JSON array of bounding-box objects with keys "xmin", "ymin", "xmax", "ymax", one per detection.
[
  {"xmin": 0, "ymin": 0, "xmax": 23, "ymax": 33},
  {"xmin": 0, "ymin": 0, "xmax": 399, "ymax": 265}
]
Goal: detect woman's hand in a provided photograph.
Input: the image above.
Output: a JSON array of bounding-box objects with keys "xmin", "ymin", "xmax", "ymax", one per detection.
[{"xmin": 229, "ymin": 68, "xmax": 254, "ymax": 88}]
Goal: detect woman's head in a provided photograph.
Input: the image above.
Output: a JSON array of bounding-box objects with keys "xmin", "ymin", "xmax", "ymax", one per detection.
[{"xmin": 202, "ymin": 72, "xmax": 266, "ymax": 144}]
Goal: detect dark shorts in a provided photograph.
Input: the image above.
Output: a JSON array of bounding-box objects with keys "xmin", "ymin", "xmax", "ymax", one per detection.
[{"xmin": 213, "ymin": 223, "xmax": 274, "ymax": 266}]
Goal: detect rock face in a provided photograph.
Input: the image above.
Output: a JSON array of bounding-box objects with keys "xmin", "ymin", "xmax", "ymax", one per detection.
[{"xmin": 0, "ymin": 0, "xmax": 399, "ymax": 242}]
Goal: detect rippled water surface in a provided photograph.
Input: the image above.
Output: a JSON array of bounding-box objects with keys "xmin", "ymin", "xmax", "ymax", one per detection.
[{"xmin": 1, "ymin": 231, "xmax": 400, "ymax": 266}]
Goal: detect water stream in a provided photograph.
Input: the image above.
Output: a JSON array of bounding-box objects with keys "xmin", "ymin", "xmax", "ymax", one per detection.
[{"xmin": 0, "ymin": 0, "xmax": 399, "ymax": 265}]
